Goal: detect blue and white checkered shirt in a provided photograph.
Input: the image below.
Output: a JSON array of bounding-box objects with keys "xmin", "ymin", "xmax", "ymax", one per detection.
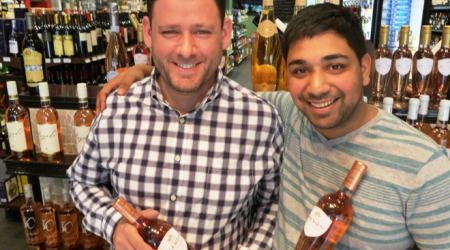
[{"xmin": 67, "ymin": 68, "xmax": 284, "ymax": 250}]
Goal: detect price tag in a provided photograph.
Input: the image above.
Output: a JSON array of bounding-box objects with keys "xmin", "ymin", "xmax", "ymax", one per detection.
[
  {"xmin": 85, "ymin": 58, "xmax": 91, "ymax": 63},
  {"xmin": 53, "ymin": 58, "xmax": 61, "ymax": 63},
  {"xmin": 92, "ymin": 56, "xmax": 98, "ymax": 61},
  {"xmin": 99, "ymin": 55, "xmax": 105, "ymax": 59},
  {"xmin": 3, "ymin": 57, "xmax": 10, "ymax": 62},
  {"xmin": 63, "ymin": 58, "xmax": 71, "ymax": 63},
  {"xmin": 45, "ymin": 59, "xmax": 51, "ymax": 63}
]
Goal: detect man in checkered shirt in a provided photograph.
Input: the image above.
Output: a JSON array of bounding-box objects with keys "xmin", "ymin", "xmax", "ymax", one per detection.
[{"xmin": 67, "ymin": 0, "xmax": 284, "ymax": 249}]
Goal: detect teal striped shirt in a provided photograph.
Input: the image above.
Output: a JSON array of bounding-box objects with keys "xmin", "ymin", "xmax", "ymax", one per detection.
[{"xmin": 262, "ymin": 92, "xmax": 450, "ymax": 250}]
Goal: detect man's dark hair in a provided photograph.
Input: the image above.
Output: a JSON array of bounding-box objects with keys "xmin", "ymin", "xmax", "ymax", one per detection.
[
  {"xmin": 282, "ymin": 3, "xmax": 367, "ymax": 63},
  {"xmin": 147, "ymin": 0, "xmax": 227, "ymax": 27}
]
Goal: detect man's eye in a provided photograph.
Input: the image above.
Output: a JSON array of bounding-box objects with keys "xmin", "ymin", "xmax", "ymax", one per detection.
[
  {"xmin": 330, "ymin": 65, "xmax": 342, "ymax": 70},
  {"xmin": 196, "ymin": 30, "xmax": 210, "ymax": 34},
  {"xmin": 162, "ymin": 30, "xmax": 177, "ymax": 34},
  {"xmin": 295, "ymin": 68, "xmax": 308, "ymax": 74}
]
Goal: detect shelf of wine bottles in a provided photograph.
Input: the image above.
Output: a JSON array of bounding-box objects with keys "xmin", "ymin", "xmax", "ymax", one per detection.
[{"xmin": 4, "ymin": 154, "xmax": 77, "ymax": 178}]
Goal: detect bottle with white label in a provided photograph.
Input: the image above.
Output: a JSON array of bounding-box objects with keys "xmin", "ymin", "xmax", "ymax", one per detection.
[
  {"xmin": 295, "ymin": 161, "xmax": 368, "ymax": 250},
  {"xmin": 390, "ymin": 25, "xmax": 412, "ymax": 119},
  {"xmin": 36, "ymin": 82, "xmax": 64, "ymax": 163},
  {"xmin": 105, "ymin": 3, "xmax": 129, "ymax": 82},
  {"xmin": 113, "ymin": 197, "xmax": 196, "ymax": 250},
  {"xmin": 370, "ymin": 25, "xmax": 392, "ymax": 108},
  {"xmin": 5, "ymin": 81, "xmax": 35, "ymax": 161},
  {"xmin": 428, "ymin": 99, "xmax": 450, "ymax": 152},
  {"xmin": 411, "ymin": 25, "xmax": 434, "ymax": 99},
  {"xmin": 382, "ymin": 97, "xmax": 393, "ymax": 114},
  {"xmin": 9, "ymin": 20, "xmax": 21, "ymax": 57},
  {"xmin": 429, "ymin": 25, "xmax": 450, "ymax": 110},
  {"xmin": 74, "ymin": 83, "xmax": 95, "ymax": 154}
]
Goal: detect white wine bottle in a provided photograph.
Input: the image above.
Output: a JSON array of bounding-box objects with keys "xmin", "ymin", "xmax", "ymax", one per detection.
[
  {"xmin": 105, "ymin": 3, "xmax": 129, "ymax": 82},
  {"xmin": 369, "ymin": 26, "xmax": 392, "ymax": 109},
  {"xmin": 411, "ymin": 25, "xmax": 434, "ymax": 99},
  {"xmin": 251, "ymin": 0, "xmax": 288, "ymax": 92}
]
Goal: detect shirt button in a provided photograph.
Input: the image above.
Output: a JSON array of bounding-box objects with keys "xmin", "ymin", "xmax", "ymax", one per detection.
[
  {"xmin": 175, "ymin": 155, "xmax": 181, "ymax": 162},
  {"xmin": 170, "ymin": 194, "xmax": 177, "ymax": 201},
  {"xmin": 179, "ymin": 117, "xmax": 185, "ymax": 124}
]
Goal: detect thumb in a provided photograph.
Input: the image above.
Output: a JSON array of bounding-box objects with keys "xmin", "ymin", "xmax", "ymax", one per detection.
[{"xmin": 140, "ymin": 209, "xmax": 159, "ymax": 219}]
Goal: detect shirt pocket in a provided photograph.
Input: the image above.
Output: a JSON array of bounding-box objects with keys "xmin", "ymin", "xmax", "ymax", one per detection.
[{"xmin": 200, "ymin": 163, "xmax": 256, "ymax": 221}]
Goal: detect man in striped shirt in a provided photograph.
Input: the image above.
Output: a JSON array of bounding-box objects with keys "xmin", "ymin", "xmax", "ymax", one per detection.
[
  {"xmin": 67, "ymin": 0, "xmax": 283, "ymax": 249},
  {"xmin": 97, "ymin": 3, "xmax": 450, "ymax": 250}
]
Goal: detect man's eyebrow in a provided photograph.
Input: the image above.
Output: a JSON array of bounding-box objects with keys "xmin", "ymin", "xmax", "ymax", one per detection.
[
  {"xmin": 322, "ymin": 54, "xmax": 349, "ymax": 62},
  {"xmin": 288, "ymin": 59, "xmax": 307, "ymax": 66}
]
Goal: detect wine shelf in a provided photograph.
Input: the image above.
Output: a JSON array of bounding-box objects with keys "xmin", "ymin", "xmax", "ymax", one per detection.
[
  {"xmin": 0, "ymin": 195, "xmax": 25, "ymax": 208},
  {"xmin": 226, "ymin": 66, "xmax": 234, "ymax": 75},
  {"xmin": 0, "ymin": 56, "xmax": 23, "ymax": 69},
  {"xmin": 430, "ymin": 6, "xmax": 450, "ymax": 11},
  {"xmin": 4, "ymin": 154, "xmax": 77, "ymax": 178}
]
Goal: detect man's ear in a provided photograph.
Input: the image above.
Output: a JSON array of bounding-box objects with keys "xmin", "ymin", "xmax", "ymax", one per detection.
[
  {"xmin": 361, "ymin": 53, "xmax": 371, "ymax": 87},
  {"xmin": 142, "ymin": 16, "xmax": 152, "ymax": 49},
  {"xmin": 221, "ymin": 17, "xmax": 232, "ymax": 50}
]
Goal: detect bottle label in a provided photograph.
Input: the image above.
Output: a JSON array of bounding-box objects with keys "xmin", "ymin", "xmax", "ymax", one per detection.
[
  {"xmin": 105, "ymin": 29, "xmax": 111, "ymax": 43},
  {"xmin": 86, "ymin": 32, "xmax": 93, "ymax": 53},
  {"xmin": 159, "ymin": 228, "xmax": 188, "ymax": 250},
  {"xmin": 53, "ymin": 35, "xmax": 64, "ymax": 56},
  {"xmin": 303, "ymin": 206, "xmax": 332, "ymax": 237},
  {"xmin": 23, "ymin": 48, "xmax": 44, "ymax": 86},
  {"xmin": 96, "ymin": 28, "xmax": 102, "ymax": 38},
  {"xmin": 124, "ymin": 28, "xmax": 128, "ymax": 43},
  {"xmin": 133, "ymin": 53, "xmax": 148, "ymax": 65},
  {"xmin": 80, "ymin": 32, "xmax": 87, "ymax": 42},
  {"xmin": 375, "ymin": 58, "xmax": 391, "ymax": 75},
  {"xmin": 37, "ymin": 33, "xmax": 43, "ymax": 42},
  {"xmin": 6, "ymin": 121, "xmax": 28, "ymax": 152},
  {"xmin": 42, "ymin": 213, "xmax": 59, "ymax": 246},
  {"xmin": 63, "ymin": 35, "xmax": 75, "ymax": 56},
  {"xmin": 37, "ymin": 123, "xmax": 61, "ymax": 154},
  {"xmin": 417, "ymin": 58, "xmax": 433, "ymax": 76},
  {"xmin": 438, "ymin": 59, "xmax": 450, "ymax": 76},
  {"xmin": 75, "ymin": 125, "xmax": 90, "ymax": 154},
  {"xmin": 9, "ymin": 40, "xmax": 18, "ymax": 54},
  {"xmin": 395, "ymin": 58, "xmax": 412, "ymax": 75},
  {"xmin": 43, "ymin": 30, "xmax": 53, "ymax": 42},
  {"xmin": 60, "ymin": 214, "xmax": 79, "ymax": 246},
  {"xmin": 90, "ymin": 30, "xmax": 98, "ymax": 46},
  {"xmin": 257, "ymin": 20, "xmax": 278, "ymax": 38}
]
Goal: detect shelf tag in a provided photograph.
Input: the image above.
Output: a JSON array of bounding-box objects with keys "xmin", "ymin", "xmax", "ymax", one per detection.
[
  {"xmin": 63, "ymin": 58, "xmax": 71, "ymax": 63},
  {"xmin": 92, "ymin": 56, "xmax": 98, "ymax": 61},
  {"xmin": 3, "ymin": 57, "xmax": 10, "ymax": 62},
  {"xmin": 85, "ymin": 58, "xmax": 91, "ymax": 63},
  {"xmin": 53, "ymin": 58, "xmax": 61, "ymax": 63},
  {"xmin": 45, "ymin": 59, "xmax": 51, "ymax": 63}
]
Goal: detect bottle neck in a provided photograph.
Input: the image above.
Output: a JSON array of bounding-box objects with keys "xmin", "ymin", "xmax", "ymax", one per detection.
[
  {"xmin": 79, "ymin": 100, "xmax": 88, "ymax": 108},
  {"xmin": 40, "ymin": 98, "xmax": 51, "ymax": 107},
  {"xmin": 8, "ymin": 98, "xmax": 20, "ymax": 106},
  {"xmin": 437, "ymin": 119, "xmax": 448, "ymax": 128},
  {"xmin": 341, "ymin": 187, "xmax": 354, "ymax": 199},
  {"xmin": 417, "ymin": 114, "xmax": 428, "ymax": 122}
]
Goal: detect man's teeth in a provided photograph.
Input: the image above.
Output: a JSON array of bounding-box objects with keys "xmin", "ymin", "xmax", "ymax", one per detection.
[
  {"xmin": 178, "ymin": 63, "xmax": 196, "ymax": 69},
  {"xmin": 311, "ymin": 99, "xmax": 335, "ymax": 108}
]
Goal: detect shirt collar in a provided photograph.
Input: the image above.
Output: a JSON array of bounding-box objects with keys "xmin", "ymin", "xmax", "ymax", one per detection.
[{"xmin": 147, "ymin": 67, "xmax": 225, "ymax": 116}]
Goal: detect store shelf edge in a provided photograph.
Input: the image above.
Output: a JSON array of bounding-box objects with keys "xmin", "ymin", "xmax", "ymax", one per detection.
[{"xmin": 4, "ymin": 154, "xmax": 78, "ymax": 178}]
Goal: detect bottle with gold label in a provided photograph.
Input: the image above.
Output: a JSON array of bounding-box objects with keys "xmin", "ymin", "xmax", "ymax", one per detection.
[
  {"xmin": 251, "ymin": 0, "xmax": 288, "ymax": 92},
  {"xmin": 293, "ymin": 0, "xmax": 307, "ymax": 17},
  {"xmin": 390, "ymin": 25, "xmax": 412, "ymax": 120},
  {"xmin": 63, "ymin": 13, "xmax": 75, "ymax": 58},
  {"xmin": 53, "ymin": 13, "xmax": 65, "ymax": 58},
  {"xmin": 369, "ymin": 26, "xmax": 392, "ymax": 108},
  {"xmin": 411, "ymin": 25, "xmax": 434, "ymax": 99},
  {"xmin": 430, "ymin": 25, "xmax": 450, "ymax": 110},
  {"xmin": 22, "ymin": 13, "xmax": 47, "ymax": 95}
]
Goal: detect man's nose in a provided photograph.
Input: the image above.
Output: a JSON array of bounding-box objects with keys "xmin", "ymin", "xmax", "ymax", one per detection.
[{"xmin": 177, "ymin": 32, "xmax": 196, "ymax": 58}]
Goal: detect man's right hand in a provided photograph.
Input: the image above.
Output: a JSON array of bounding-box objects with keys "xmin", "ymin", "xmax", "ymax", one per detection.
[
  {"xmin": 112, "ymin": 209, "xmax": 159, "ymax": 250},
  {"xmin": 95, "ymin": 65, "xmax": 154, "ymax": 115}
]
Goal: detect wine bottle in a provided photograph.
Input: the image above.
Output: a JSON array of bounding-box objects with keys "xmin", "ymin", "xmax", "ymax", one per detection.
[
  {"xmin": 75, "ymin": 13, "xmax": 88, "ymax": 58},
  {"xmin": 295, "ymin": 161, "xmax": 368, "ymax": 250},
  {"xmin": 74, "ymin": 83, "xmax": 95, "ymax": 154},
  {"xmin": 94, "ymin": 11, "xmax": 105, "ymax": 54},
  {"xmin": 63, "ymin": 13, "xmax": 76, "ymax": 58},
  {"xmin": 132, "ymin": 24, "xmax": 151, "ymax": 65},
  {"xmin": 417, "ymin": 94, "xmax": 433, "ymax": 135},
  {"xmin": 40, "ymin": 185, "xmax": 61, "ymax": 248},
  {"xmin": 391, "ymin": 25, "xmax": 412, "ymax": 118},
  {"xmin": 113, "ymin": 197, "xmax": 195, "ymax": 250},
  {"xmin": 41, "ymin": 13, "xmax": 54, "ymax": 59},
  {"xmin": 293, "ymin": 0, "xmax": 307, "ymax": 16},
  {"xmin": 59, "ymin": 187, "xmax": 81, "ymax": 250},
  {"xmin": 79, "ymin": 212, "xmax": 102, "ymax": 250},
  {"xmin": 82, "ymin": 12, "xmax": 93, "ymax": 57},
  {"xmin": 36, "ymin": 82, "xmax": 65, "ymax": 163},
  {"xmin": 5, "ymin": 81, "xmax": 35, "ymax": 161},
  {"xmin": 105, "ymin": 3, "xmax": 130, "ymax": 82},
  {"xmin": 251, "ymin": 0, "xmax": 288, "ymax": 92},
  {"xmin": 22, "ymin": 13, "xmax": 47, "ymax": 95},
  {"xmin": 9, "ymin": 20, "xmax": 22, "ymax": 57},
  {"xmin": 411, "ymin": 25, "xmax": 434, "ymax": 99},
  {"xmin": 369, "ymin": 26, "xmax": 392, "ymax": 109},
  {"xmin": 406, "ymin": 98, "xmax": 420, "ymax": 127},
  {"xmin": 430, "ymin": 25, "xmax": 450, "ymax": 110},
  {"xmin": 382, "ymin": 97, "xmax": 393, "ymax": 114},
  {"xmin": 0, "ymin": 116, "xmax": 11, "ymax": 158},
  {"xmin": 21, "ymin": 184, "xmax": 46, "ymax": 249},
  {"xmin": 428, "ymin": 99, "xmax": 450, "ymax": 151},
  {"xmin": 53, "ymin": 13, "xmax": 65, "ymax": 58},
  {"xmin": 87, "ymin": 12, "xmax": 98, "ymax": 55}
]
